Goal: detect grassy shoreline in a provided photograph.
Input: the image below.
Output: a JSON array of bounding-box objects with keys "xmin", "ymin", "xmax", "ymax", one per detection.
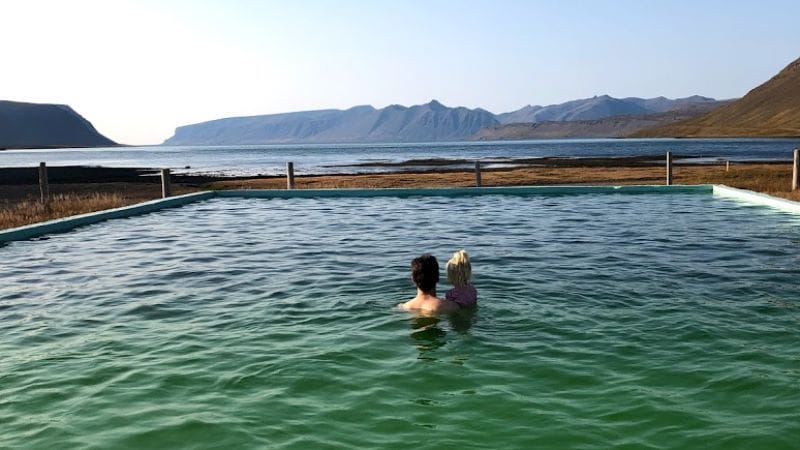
[{"xmin": 2, "ymin": 161, "xmax": 799, "ymax": 230}]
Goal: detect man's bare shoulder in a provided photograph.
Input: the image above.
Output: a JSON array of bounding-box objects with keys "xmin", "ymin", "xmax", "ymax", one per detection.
[
  {"xmin": 397, "ymin": 299, "xmax": 415, "ymax": 311},
  {"xmin": 398, "ymin": 297, "xmax": 458, "ymax": 315}
]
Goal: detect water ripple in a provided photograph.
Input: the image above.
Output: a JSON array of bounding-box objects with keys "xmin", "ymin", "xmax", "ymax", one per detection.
[{"xmin": 1, "ymin": 194, "xmax": 799, "ymax": 448}]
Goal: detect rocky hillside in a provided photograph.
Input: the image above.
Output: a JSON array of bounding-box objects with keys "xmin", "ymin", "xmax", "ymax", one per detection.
[
  {"xmin": 164, "ymin": 100, "xmax": 499, "ymax": 145},
  {"xmin": 0, "ymin": 100, "xmax": 116, "ymax": 149},
  {"xmin": 632, "ymin": 57, "xmax": 800, "ymax": 137}
]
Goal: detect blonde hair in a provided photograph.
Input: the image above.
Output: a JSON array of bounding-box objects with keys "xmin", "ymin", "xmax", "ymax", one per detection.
[{"xmin": 446, "ymin": 250, "xmax": 472, "ymax": 287}]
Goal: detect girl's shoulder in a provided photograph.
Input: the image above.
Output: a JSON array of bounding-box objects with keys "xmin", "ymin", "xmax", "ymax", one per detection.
[{"xmin": 446, "ymin": 284, "xmax": 478, "ymax": 306}]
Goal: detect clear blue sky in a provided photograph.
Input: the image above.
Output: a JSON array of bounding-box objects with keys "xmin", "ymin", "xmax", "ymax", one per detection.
[{"xmin": 1, "ymin": 0, "xmax": 798, "ymax": 144}]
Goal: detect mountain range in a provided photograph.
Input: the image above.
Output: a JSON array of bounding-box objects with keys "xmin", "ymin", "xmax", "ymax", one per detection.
[
  {"xmin": 495, "ymin": 95, "xmax": 721, "ymax": 124},
  {"xmin": 474, "ymin": 101, "xmax": 733, "ymax": 140},
  {"xmin": 163, "ymin": 96, "xmax": 723, "ymax": 145},
  {"xmin": 0, "ymin": 100, "xmax": 116, "ymax": 149},
  {"xmin": 3, "ymin": 56, "xmax": 799, "ymax": 148},
  {"xmin": 164, "ymin": 100, "xmax": 498, "ymax": 145}
]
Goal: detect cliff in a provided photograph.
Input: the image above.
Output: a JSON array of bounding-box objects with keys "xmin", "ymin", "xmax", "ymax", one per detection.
[
  {"xmin": 164, "ymin": 100, "xmax": 499, "ymax": 145},
  {"xmin": 0, "ymin": 100, "xmax": 116, "ymax": 149}
]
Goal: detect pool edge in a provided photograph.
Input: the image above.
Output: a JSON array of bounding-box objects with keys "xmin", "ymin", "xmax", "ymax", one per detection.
[
  {"xmin": 12, "ymin": 184, "xmax": 797, "ymax": 245},
  {"xmin": 216, "ymin": 184, "xmax": 713, "ymax": 198},
  {"xmin": 0, "ymin": 191, "xmax": 216, "ymax": 244},
  {"xmin": 712, "ymin": 185, "xmax": 800, "ymax": 213}
]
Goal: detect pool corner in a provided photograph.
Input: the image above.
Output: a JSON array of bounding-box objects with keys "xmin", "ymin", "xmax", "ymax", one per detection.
[
  {"xmin": 0, "ymin": 191, "xmax": 215, "ymax": 244},
  {"xmin": 712, "ymin": 184, "xmax": 800, "ymax": 213}
]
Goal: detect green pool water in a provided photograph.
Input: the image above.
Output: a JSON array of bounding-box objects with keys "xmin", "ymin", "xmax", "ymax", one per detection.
[{"xmin": 1, "ymin": 192, "xmax": 799, "ymax": 449}]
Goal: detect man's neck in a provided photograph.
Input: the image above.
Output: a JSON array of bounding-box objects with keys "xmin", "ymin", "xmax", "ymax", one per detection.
[{"xmin": 416, "ymin": 288, "xmax": 437, "ymax": 299}]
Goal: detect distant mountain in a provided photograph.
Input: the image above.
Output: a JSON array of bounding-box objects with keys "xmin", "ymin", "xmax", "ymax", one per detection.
[
  {"xmin": 633, "ymin": 57, "xmax": 800, "ymax": 137},
  {"xmin": 622, "ymin": 95, "xmax": 721, "ymax": 113},
  {"xmin": 475, "ymin": 101, "xmax": 732, "ymax": 140},
  {"xmin": 497, "ymin": 95, "xmax": 720, "ymax": 124},
  {"xmin": 164, "ymin": 100, "xmax": 499, "ymax": 145},
  {"xmin": 164, "ymin": 95, "xmax": 728, "ymax": 145},
  {"xmin": 0, "ymin": 100, "xmax": 116, "ymax": 149}
]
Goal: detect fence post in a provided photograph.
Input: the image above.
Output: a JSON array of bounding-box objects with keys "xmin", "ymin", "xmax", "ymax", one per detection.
[
  {"xmin": 475, "ymin": 161, "xmax": 482, "ymax": 187},
  {"xmin": 161, "ymin": 168, "xmax": 172, "ymax": 198},
  {"xmin": 726, "ymin": 160, "xmax": 730, "ymax": 172},
  {"xmin": 666, "ymin": 151, "xmax": 673, "ymax": 186},
  {"xmin": 286, "ymin": 162, "xmax": 295, "ymax": 190},
  {"xmin": 38, "ymin": 162, "xmax": 50, "ymax": 202},
  {"xmin": 793, "ymin": 149, "xmax": 799, "ymax": 191}
]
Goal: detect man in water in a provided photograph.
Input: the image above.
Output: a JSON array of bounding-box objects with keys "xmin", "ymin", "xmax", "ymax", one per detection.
[{"xmin": 399, "ymin": 254, "xmax": 459, "ymax": 314}]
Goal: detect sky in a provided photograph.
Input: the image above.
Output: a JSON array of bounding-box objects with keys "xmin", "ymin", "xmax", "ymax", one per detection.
[{"xmin": 1, "ymin": 0, "xmax": 799, "ymax": 145}]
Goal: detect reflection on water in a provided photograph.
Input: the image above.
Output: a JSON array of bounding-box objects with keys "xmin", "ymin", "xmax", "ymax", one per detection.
[
  {"xmin": 449, "ymin": 309, "xmax": 477, "ymax": 334},
  {"xmin": 408, "ymin": 309, "xmax": 477, "ymax": 360},
  {"xmin": 410, "ymin": 316, "xmax": 446, "ymax": 360}
]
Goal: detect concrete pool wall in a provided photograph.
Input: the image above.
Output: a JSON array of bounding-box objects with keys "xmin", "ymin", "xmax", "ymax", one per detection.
[{"xmin": 1, "ymin": 184, "xmax": 799, "ymax": 244}]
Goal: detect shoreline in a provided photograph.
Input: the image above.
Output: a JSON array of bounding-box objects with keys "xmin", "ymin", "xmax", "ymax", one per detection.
[
  {"xmin": 2, "ymin": 157, "xmax": 798, "ymax": 229},
  {"xmin": 3, "ymin": 135, "xmax": 800, "ymax": 152},
  {"xmin": 0, "ymin": 155, "xmax": 792, "ymax": 186}
]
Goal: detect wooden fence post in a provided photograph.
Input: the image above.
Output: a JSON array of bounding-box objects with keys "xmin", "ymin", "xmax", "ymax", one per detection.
[
  {"xmin": 38, "ymin": 162, "xmax": 50, "ymax": 202},
  {"xmin": 793, "ymin": 149, "xmax": 799, "ymax": 191},
  {"xmin": 726, "ymin": 160, "xmax": 730, "ymax": 172},
  {"xmin": 286, "ymin": 162, "xmax": 295, "ymax": 190},
  {"xmin": 161, "ymin": 168, "xmax": 172, "ymax": 198},
  {"xmin": 666, "ymin": 151, "xmax": 673, "ymax": 186},
  {"xmin": 475, "ymin": 161, "xmax": 482, "ymax": 187}
]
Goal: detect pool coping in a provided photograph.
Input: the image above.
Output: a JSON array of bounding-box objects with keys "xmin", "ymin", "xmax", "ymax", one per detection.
[
  {"xmin": 711, "ymin": 184, "xmax": 800, "ymax": 213},
  {"xmin": 1, "ymin": 184, "xmax": 798, "ymax": 244},
  {"xmin": 0, "ymin": 191, "xmax": 215, "ymax": 243},
  {"xmin": 216, "ymin": 184, "xmax": 711, "ymax": 198}
]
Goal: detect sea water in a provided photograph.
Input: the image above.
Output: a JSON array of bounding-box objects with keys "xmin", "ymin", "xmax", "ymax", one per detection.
[
  {"xmin": 1, "ymin": 193, "xmax": 799, "ymax": 448},
  {"xmin": 1, "ymin": 138, "xmax": 799, "ymax": 176}
]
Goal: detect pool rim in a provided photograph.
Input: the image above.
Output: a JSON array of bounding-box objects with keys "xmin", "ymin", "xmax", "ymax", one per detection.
[{"xmin": 1, "ymin": 184, "xmax": 798, "ymax": 244}]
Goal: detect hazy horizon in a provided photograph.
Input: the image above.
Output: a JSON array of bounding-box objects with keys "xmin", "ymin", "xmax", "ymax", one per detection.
[{"xmin": 2, "ymin": 0, "xmax": 798, "ymax": 145}]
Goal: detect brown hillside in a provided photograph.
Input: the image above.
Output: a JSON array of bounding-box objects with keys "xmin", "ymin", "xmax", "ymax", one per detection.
[{"xmin": 632, "ymin": 57, "xmax": 800, "ymax": 137}]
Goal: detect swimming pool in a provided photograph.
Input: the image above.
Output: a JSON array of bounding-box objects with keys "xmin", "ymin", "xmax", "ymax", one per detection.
[{"xmin": 1, "ymin": 189, "xmax": 799, "ymax": 448}]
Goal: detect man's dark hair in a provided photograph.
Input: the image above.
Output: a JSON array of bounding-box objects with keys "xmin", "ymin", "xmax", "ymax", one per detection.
[{"xmin": 411, "ymin": 254, "xmax": 439, "ymax": 294}]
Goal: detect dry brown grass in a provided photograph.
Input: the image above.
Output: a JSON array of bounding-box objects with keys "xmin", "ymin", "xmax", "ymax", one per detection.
[
  {"xmin": 672, "ymin": 163, "xmax": 800, "ymax": 201},
  {"xmin": 0, "ymin": 193, "xmax": 130, "ymax": 229},
  {"xmin": 2, "ymin": 162, "xmax": 798, "ymax": 230},
  {"xmin": 210, "ymin": 162, "xmax": 800, "ymax": 202},
  {"xmin": 0, "ymin": 182, "xmax": 202, "ymax": 230}
]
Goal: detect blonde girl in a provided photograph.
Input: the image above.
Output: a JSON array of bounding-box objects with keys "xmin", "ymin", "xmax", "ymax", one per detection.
[{"xmin": 445, "ymin": 250, "xmax": 478, "ymax": 308}]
